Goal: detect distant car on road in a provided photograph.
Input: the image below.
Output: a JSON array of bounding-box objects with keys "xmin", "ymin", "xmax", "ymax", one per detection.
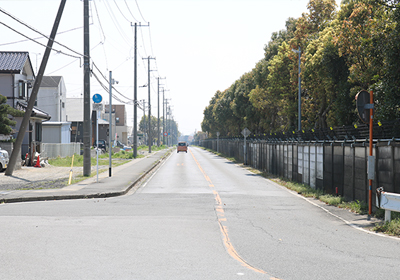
[
  {"xmin": 0, "ymin": 147, "xmax": 9, "ymax": 172},
  {"xmin": 177, "ymin": 141, "xmax": 188, "ymax": 153}
]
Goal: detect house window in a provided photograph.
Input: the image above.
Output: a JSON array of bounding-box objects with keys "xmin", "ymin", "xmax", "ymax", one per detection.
[
  {"xmin": 35, "ymin": 122, "xmax": 42, "ymax": 142},
  {"xmin": 18, "ymin": 80, "xmax": 26, "ymax": 98}
]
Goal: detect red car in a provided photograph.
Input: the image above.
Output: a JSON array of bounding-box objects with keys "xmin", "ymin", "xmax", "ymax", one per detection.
[{"xmin": 177, "ymin": 142, "xmax": 188, "ymax": 153}]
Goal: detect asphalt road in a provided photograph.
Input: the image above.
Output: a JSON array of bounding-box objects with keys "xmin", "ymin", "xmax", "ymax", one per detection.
[{"xmin": 0, "ymin": 147, "xmax": 399, "ymax": 280}]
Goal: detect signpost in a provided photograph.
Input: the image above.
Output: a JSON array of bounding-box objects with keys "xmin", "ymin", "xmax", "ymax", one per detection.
[
  {"xmin": 92, "ymin": 94, "xmax": 102, "ymax": 183},
  {"xmin": 356, "ymin": 90, "xmax": 374, "ymax": 215},
  {"xmin": 241, "ymin": 128, "xmax": 251, "ymax": 165},
  {"xmin": 216, "ymin": 132, "xmax": 220, "ymax": 153}
]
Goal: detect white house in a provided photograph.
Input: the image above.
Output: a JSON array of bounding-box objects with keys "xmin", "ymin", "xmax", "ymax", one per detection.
[{"xmin": 37, "ymin": 76, "xmax": 71, "ymax": 143}]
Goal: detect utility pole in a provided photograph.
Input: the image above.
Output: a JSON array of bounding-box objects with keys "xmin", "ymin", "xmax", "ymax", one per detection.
[
  {"xmin": 142, "ymin": 56, "xmax": 155, "ymax": 153},
  {"xmin": 83, "ymin": 0, "xmax": 91, "ymax": 176},
  {"xmin": 162, "ymin": 91, "xmax": 170, "ymax": 145},
  {"xmin": 108, "ymin": 71, "xmax": 118, "ymax": 177},
  {"xmin": 131, "ymin": 22, "xmax": 149, "ymax": 158},
  {"xmin": 141, "ymin": 99, "xmax": 146, "ymax": 143},
  {"xmin": 157, "ymin": 77, "xmax": 165, "ymax": 147},
  {"xmin": 165, "ymin": 99, "xmax": 171, "ymax": 146},
  {"xmin": 6, "ymin": 0, "xmax": 66, "ymax": 176},
  {"xmin": 163, "ymin": 89, "xmax": 165, "ymax": 145}
]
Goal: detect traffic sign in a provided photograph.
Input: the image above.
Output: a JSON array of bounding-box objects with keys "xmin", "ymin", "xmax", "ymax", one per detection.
[
  {"xmin": 93, "ymin": 103, "xmax": 103, "ymax": 111},
  {"xmin": 356, "ymin": 90, "xmax": 373, "ymax": 124},
  {"xmin": 92, "ymin": 93, "xmax": 102, "ymax": 104},
  {"xmin": 163, "ymin": 132, "xmax": 168, "ymax": 136},
  {"xmin": 241, "ymin": 128, "xmax": 251, "ymax": 137}
]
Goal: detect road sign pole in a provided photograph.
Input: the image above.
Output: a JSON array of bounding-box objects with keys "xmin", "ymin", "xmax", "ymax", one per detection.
[
  {"xmin": 244, "ymin": 136, "xmax": 247, "ymax": 165},
  {"xmin": 369, "ymin": 91, "xmax": 374, "ymax": 215},
  {"xmin": 241, "ymin": 128, "xmax": 251, "ymax": 165},
  {"xmin": 96, "ymin": 110, "xmax": 99, "ymax": 183}
]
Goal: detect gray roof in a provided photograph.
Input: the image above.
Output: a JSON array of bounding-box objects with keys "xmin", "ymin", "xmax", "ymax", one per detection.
[
  {"xmin": 16, "ymin": 101, "xmax": 51, "ymax": 121},
  {"xmin": 40, "ymin": 76, "xmax": 62, "ymax": 87},
  {"xmin": 0, "ymin": 51, "xmax": 30, "ymax": 73}
]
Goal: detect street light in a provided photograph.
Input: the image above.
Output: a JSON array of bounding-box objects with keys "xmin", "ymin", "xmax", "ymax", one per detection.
[{"xmin": 292, "ymin": 47, "xmax": 301, "ymax": 131}]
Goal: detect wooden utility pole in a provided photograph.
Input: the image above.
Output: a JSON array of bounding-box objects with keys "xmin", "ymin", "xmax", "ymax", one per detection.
[
  {"xmin": 131, "ymin": 22, "xmax": 149, "ymax": 157},
  {"xmin": 157, "ymin": 77, "xmax": 165, "ymax": 147},
  {"xmin": 83, "ymin": 0, "xmax": 91, "ymax": 176}
]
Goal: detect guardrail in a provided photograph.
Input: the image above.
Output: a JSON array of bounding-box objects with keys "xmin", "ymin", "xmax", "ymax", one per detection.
[{"xmin": 376, "ymin": 187, "xmax": 400, "ymax": 222}]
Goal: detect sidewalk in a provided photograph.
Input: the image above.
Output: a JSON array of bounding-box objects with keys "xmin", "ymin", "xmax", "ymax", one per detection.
[{"xmin": 0, "ymin": 149, "xmax": 171, "ymax": 204}]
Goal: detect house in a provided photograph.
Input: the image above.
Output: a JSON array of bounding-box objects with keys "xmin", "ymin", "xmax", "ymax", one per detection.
[
  {"xmin": 105, "ymin": 104, "xmax": 129, "ymax": 145},
  {"xmin": 66, "ymin": 97, "xmax": 105, "ymax": 146},
  {"xmin": 37, "ymin": 76, "xmax": 71, "ymax": 143},
  {"xmin": 0, "ymin": 51, "xmax": 51, "ymax": 159}
]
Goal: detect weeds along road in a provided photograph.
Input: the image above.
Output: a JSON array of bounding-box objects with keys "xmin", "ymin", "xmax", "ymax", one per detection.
[{"xmin": 0, "ymin": 147, "xmax": 399, "ymax": 280}]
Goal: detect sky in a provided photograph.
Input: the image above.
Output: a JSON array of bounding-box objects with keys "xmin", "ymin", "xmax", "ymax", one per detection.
[{"xmin": 0, "ymin": 0, "xmax": 341, "ymax": 136}]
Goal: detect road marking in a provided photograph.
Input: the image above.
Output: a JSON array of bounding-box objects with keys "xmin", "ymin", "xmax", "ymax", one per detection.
[{"xmin": 189, "ymin": 149, "xmax": 272, "ymax": 276}]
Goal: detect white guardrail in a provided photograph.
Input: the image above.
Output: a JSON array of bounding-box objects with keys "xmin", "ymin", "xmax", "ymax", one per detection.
[{"xmin": 376, "ymin": 187, "xmax": 400, "ymax": 222}]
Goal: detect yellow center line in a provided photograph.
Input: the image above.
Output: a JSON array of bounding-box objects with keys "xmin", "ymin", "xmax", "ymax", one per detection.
[{"xmin": 189, "ymin": 149, "xmax": 271, "ymax": 276}]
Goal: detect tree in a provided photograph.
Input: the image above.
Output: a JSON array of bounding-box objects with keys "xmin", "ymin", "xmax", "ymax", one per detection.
[
  {"xmin": 0, "ymin": 94, "xmax": 24, "ymax": 136},
  {"xmin": 139, "ymin": 115, "xmax": 161, "ymax": 145}
]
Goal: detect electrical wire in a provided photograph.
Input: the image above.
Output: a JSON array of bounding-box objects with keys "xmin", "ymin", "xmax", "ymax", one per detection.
[
  {"xmin": 0, "ymin": 7, "xmax": 85, "ymax": 58},
  {"xmin": 113, "ymin": 0, "xmax": 131, "ymax": 23},
  {"xmin": 0, "ymin": 25, "xmax": 86, "ymax": 47},
  {"xmin": 124, "ymin": 0, "xmax": 139, "ymax": 22},
  {"xmin": 135, "ymin": 0, "xmax": 147, "ymax": 23},
  {"xmin": 1, "ymin": 1, "xmax": 165, "ymax": 110},
  {"xmin": 93, "ymin": 0, "xmax": 106, "ymax": 42},
  {"xmin": 91, "ymin": 63, "xmax": 133, "ymax": 102},
  {"xmin": 0, "ymin": 22, "xmax": 82, "ymax": 59},
  {"xmin": 103, "ymin": 0, "xmax": 133, "ymax": 48}
]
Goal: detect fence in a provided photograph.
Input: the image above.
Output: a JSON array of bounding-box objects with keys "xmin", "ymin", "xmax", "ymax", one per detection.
[
  {"xmin": 199, "ymin": 138, "xmax": 400, "ymax": 205},
  {"xmin": 40, "ymin": 143, "xmax": 82, "ymax": 159}
]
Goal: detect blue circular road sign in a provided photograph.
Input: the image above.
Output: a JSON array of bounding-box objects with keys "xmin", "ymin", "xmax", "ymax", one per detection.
[{"xmin": 92, "ymin": 94, "xmax": 102, "ymax": 103}]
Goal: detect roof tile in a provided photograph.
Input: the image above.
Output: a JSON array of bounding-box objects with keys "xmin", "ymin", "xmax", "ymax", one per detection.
[{"xmin": 0, "ymin": 51, "xmax": 29, "ymax": 73}]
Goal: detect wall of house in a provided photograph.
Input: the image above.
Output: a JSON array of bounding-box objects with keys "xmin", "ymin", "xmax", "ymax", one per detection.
[
  {"xmin": 42, "ymin": 122, "xmax": 71, "ymax": 144},
  {"xmin": 37, "ymin": 87, "xmax": 58, "ymax": 121},
  {"xmin": 0, "ymin": 74, "xmax": 13, "ymax": 106},
  {"xmin": 37, "ymin": 78, "xmax": 67, "ymax": 122},
  {"xmin": 61, "ymin": 123, "xmax": 71, "ymax": 143},
  {"xmin": 43, "ymin": 125, "xmax": 61, "ymax": 143}
]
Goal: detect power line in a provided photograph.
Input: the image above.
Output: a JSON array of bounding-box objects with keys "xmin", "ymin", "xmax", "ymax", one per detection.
[
  {"xmin": 135, "ymin": 0, "xmax": 147, "ymax": 23},
  {"xmin": 0, "ymin": 7, "xmax": 85, "ymax": 58},
  {"xmin": 0, "ymin": 25, "xmax": 86, "ymax": 47},
  {"xmin": 92, "ymin": 63, "xmax": 133, "ymax": 102},
  {"xmin": 103, "ymin": 0, "xmax": 133, "ymax": 48},
  {"xmin": 124, "ymin": 0, "xmax": 139, "ymax": 22},
  {"xmin": 113, "ymin": 0, "xmax": 131, "ymax": 23},
  {"xmin": 0, "ymin": 22, "xmax": 81, "ymax": 60},
  {"xmin": 93, "ymin": 0, "xmax": 106, "ymax": 41}
]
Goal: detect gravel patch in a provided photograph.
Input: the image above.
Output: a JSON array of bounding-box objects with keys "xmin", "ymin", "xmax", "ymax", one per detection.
[{"xmin": 0, "ymin": 164, "xmax": 108, "ymax": 191}]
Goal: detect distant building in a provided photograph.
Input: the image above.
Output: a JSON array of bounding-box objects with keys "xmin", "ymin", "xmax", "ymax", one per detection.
[{"xmin": 105, "ymin": 104, "xmax": 129, "ymax": 145}]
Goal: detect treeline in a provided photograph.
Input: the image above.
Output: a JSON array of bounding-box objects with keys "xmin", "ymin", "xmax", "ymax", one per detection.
[{"xmin": 201, "ymin": 0, "xmax": 400, "ymax": 137}]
